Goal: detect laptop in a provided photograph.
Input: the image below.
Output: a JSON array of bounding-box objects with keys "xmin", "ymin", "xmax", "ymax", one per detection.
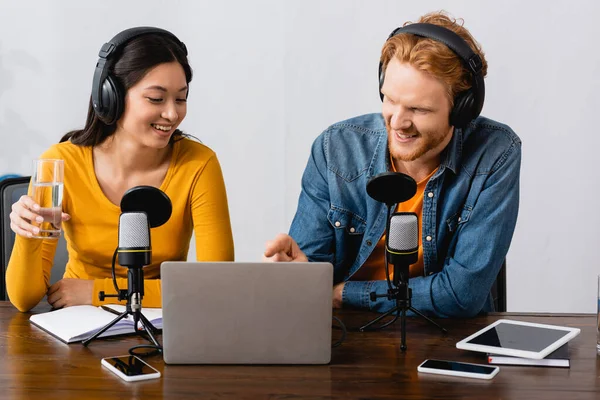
[{"xmin": 160, "ymin": 261, "xmax": 333, "ymax": 364}]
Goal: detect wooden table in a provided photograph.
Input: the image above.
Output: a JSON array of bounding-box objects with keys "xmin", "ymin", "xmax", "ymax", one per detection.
[{"xmin": 0, "ymin": 302, "xmax": 598, "ymax": 399}]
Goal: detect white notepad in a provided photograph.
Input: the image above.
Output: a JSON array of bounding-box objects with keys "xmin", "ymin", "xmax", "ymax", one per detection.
[{"xmin": 29, "ymin": 305, "xmax": 162, "ymax": 344}]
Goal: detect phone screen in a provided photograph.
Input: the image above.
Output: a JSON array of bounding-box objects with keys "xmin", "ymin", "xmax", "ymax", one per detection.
[
  {"xmin": 103, "ymin": 355, "xmax": 157, "ymax": 377},
  {"xmin": 420, "ymin": 359, "xmax": 497, "ymax": 375}
]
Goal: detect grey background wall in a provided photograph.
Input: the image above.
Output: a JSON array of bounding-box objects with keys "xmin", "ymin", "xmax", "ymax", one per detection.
[{"xmin": 1, "ymin": 0, "xmax": 598, "ymax": 313}]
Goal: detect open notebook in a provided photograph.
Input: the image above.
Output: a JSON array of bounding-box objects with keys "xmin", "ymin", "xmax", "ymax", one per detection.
[{"xmin": 29, "ymin": 305, "xmax": 162, "ymax": 344}]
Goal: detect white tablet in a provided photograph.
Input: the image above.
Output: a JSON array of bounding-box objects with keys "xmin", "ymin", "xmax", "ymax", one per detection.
[{"xmin": 456, "ymin": 319, "xmax": 580, "ymax": 360}]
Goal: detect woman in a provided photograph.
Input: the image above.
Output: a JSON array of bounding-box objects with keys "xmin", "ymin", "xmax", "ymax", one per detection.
[{"xmin": 6, "ymin": 27, "xmax": 234, "ymax": 312}]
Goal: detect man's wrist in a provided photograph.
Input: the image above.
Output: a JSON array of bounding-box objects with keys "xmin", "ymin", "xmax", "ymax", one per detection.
[{"xmin": 333, "ymin": 282, "xmax": 345, "ymax": 308}]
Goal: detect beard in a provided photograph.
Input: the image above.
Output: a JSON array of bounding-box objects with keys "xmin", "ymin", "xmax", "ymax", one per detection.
[{"xmin": 385, "ymin": 119, "xmax": 451, "ymax": 162}]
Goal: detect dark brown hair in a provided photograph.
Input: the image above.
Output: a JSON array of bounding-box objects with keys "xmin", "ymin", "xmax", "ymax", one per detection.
[{"xmin": 60, "ymin": 32, "xmax": 193, "ymax": 146}]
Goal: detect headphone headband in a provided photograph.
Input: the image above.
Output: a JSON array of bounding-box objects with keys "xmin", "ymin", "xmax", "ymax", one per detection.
[
  {"xmin": 91, "ymin": 27, "xmax": 188, "ymax": 125},
  {"xmin": 379, "ymin": 23, "xmax": 485, "ymax": 128},
  {"xmin": 101, "ymin": 27, "xmax": 188, "ymax": 59}
]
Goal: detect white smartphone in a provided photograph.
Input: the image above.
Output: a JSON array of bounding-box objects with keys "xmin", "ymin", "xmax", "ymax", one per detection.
[
  {"xmin": 101, "ymin": 355, "xmax": 161, "ymax": 382},
  {"xmin": 417, "ymin": 359, "xmax": 499, "ymax": 380}
]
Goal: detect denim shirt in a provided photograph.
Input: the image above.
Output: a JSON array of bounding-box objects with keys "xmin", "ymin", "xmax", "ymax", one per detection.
[{"xmin": 289, "ymin": 113, "xmax": 521, "ymax": 318}]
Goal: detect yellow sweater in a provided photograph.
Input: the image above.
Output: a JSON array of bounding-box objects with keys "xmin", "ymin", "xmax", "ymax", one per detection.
[{"xmin": 6, "ymin": 138, "xmax": 234, "ymax": 311}]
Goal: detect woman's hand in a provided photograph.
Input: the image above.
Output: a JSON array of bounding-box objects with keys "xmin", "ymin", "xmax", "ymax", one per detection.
[
  {"xmin": 9, "ymin": 195, "xmax": 70, "ymax": 238},
  {"xmin": 47, "ymin": 279, "xmax": 94, "ymax": 309}
]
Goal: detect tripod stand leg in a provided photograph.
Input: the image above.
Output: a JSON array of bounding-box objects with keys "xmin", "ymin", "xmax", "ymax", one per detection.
[
  {"xmin": 82, "ymin": 311, "xmax": 129, "ymax": 347},
  {"xmin": 138, "ymin": 312, "xmax": 161, "ymax": 348},
  {"xmin": 400, "ymin": 307, "xmax": 407, "ymax": 351},
  {"xmin": 359, "ymin": 306, "xmax": 400, "ymax": 332},
  {"xmin": 409, "ymin": 307, "xmax": 448, "ymax": 333}
]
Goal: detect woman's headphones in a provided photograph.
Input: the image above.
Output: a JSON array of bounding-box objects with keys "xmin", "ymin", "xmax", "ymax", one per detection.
[
  {"xmin": 378, "ymin": 23, "xmax": 485, "ymax": 129},
  {"xmin": 91, "ymin": 27, "xmax": 188, "ymax": 125}
]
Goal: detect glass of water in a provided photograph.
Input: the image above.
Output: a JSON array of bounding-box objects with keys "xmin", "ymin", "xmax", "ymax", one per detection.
[{"xmin": 30, "ymin": 159, "xmax": 64, "ymax": 239}]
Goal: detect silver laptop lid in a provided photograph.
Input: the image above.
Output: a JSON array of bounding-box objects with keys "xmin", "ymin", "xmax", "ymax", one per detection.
[{"xmin": 161, "ymin": 262, "xmax": 333, "ymax": 364}]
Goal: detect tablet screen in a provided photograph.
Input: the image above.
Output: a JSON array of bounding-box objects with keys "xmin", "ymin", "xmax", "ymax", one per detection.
[{"xmin": 465, "ymin": 321, "xmax": 570, "ymax": 352}]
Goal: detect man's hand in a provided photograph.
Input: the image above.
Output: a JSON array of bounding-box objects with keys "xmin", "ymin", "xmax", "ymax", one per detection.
[
  {"xmin": 263, "ymin": 233, "xmax": 308, "ymax": 262},
  {"xmin": 264, "ymin": 234, "xmax": 344, "ymax": 308},
  {"xmin": 332, "ymin": 282, "xmax": 345, "ymax": 309},
  {"xmin": 47, "ymin": 278, "xmax": 94, "ymax": 309}
]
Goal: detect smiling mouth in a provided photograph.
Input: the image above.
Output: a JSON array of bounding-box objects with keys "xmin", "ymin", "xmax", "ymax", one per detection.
[
  {"xmin": 151, "ymin": 123, "xmax": 173, "ymax": 132},
  {"xmin": 397, "ymin": 133, "xmax": 417, "ymax": 139},
  {"xmin": 394, "ymin": 130, "xmax": 419, "ymax": 140}
]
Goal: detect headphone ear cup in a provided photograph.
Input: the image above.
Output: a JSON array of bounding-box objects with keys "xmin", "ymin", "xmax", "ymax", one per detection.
[
  {"xmin": 378, "ymin": 62, "xmax": 385, "ymax": 101},
  {"xmin": 98, "ymin": 75, "xmax": 124, "ymax": 125},
  {"xmin": 449, "ymin": 91, "xmax": 476, "ymax": 129}
]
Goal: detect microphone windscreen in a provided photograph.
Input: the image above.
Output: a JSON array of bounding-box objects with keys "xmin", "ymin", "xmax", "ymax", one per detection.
[
  {"xmin": 366, "ymin": 172, "xmax": 417, "ymax": 205},
  {"xmin": 118, "ymin": 212, "xmax": 150, "ymax": 248},
  {"xmin": 388, "ymin": 213, "xmax": 418, "ymax": 252},
  {"xmin": 120, "ymin": 185, "xmax": 172, "ymax": 228}
]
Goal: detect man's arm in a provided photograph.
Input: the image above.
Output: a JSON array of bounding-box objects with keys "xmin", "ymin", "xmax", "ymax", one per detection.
[{"xmin": 288, "ymin": 133, "xmax": 336, "ymax": 265}]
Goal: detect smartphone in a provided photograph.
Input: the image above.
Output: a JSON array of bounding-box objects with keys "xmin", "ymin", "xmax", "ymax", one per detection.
[
  {"xmin": 417, "ymin": 359, "xmax": 499, "ymax": 380},
  {"xmin": 101, "ymin": 355, "xmax": 161, "ymax": 382}
]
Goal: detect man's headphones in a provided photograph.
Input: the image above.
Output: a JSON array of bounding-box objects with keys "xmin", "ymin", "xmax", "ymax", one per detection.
[
  {"xmin": 91, "ymin": 27, "xmax": 188, "ymax": 125},
  {"xmin": 378, "ymin": 23, "xmax": 485, "ymax": 129}
]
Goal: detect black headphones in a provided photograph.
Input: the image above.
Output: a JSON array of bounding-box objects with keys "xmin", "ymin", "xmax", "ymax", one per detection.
[
  {"xmin": 91, "ymin": 27, "xmax": 188, "ymax": 125},
  {"xmin": 378, "ymin": 23, "xmax": 485, "ymax": 129}
]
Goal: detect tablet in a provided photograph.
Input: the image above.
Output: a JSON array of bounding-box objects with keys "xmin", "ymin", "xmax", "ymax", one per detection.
[{"xmin": 456, "ymin": 319, "xmax": 580, "ymax": 360}]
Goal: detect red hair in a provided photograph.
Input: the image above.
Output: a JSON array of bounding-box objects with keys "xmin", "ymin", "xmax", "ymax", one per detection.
[{"xmin": 380, "ymin": 11, "xmax": 488, "ymax": 107}]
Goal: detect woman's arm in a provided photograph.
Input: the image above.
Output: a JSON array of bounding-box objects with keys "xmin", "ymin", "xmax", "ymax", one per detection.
[
  {"xmin": 6, "ymin": 236, "xmax": 58, "ymax": 311},
  {"xmin": 190, "ymin": 154, "xmax": 234, "ymax": 261}
]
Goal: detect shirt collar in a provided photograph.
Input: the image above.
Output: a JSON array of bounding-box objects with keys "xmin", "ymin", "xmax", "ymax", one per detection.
[{"xmin": 439, "ymin": 126, "xmax": 463, "ymax": 175}]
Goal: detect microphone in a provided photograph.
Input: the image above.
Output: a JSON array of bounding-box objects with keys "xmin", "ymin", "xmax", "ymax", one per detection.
[
  {"xmin": 360, "ymin": 172, "xmax": 447, "ymax": 341},
  {"xmin": 83, "ymin": 186, "xmax": 172, "ymax": 347},
  {"xmin": 118, "ymin": 211, "xmax": 151, "ymax": 268},
  {"xmin": 116, "ymin": 186, "xmax": 172, "ymax": 312},
  {"xmin": 117, "ymin": 211, "xmax": 151, "ymax": 313},
  {"xmin": 366, "ymin": 171, "xmax": 418, "ymax": 286},
  {"xmin": 387, "ymin": 212, "xmax": 418, "ymax": 287}
]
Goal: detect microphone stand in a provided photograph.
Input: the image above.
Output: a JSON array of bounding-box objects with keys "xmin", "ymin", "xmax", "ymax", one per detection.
[
  {"xmin": 359, "ymin": 204, "xmax": 447, "ymax": 351},
  {"xmin": 82, "ymin": 266, "xmax": 160, "ymax": 347}
]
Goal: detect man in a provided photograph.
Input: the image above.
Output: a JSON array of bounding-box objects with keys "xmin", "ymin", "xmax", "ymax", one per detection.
[{"xmin": 264, "ymin": 11, "xmax": 521, "ymax": 318}]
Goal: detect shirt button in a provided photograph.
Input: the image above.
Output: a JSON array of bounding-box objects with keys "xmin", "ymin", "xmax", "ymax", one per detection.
[
  {"xmin": 335, "ymin": 221, "xmax": 341, "ymax": 227},
  {"xmin": 458, "ymin": 217, "xmax": 462, "ymax": 222},
  {"xmin": 426, "ymin": 236, "xmax": 432, "ymax": 241},
  {"xmin": 427, "ymin": 192, "xmax": 434, "ymax": 198},
  {"xmin": 366, "ymin": 240, "xmax": 373, "ymax": 246},
  {"xmin": 349, "ymin": 227, "xmax": 355, "ymax": 233}
]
